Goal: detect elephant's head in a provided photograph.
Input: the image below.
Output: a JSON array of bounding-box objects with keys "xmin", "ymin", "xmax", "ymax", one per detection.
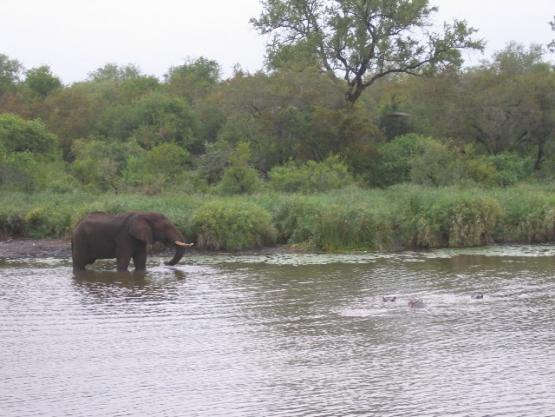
[{"xmin": 128, "ymin": 212, "xmax": 193, "ymax": 266}]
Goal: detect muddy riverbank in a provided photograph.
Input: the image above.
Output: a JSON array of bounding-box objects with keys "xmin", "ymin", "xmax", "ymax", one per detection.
[{"xmin": 0, "ymin": 239, "xmax": 298, "ymax": 260}]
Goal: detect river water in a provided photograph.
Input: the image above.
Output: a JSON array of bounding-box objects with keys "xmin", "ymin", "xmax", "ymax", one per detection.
[{"xmin": 1, "ymin": 246, "xmax": 554, "ymax": 416}]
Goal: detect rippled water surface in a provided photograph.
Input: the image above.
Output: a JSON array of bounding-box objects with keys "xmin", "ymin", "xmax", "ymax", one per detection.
[{"xmin": 1, "ymin": 246, "xmax": 554, "ymax": 416}]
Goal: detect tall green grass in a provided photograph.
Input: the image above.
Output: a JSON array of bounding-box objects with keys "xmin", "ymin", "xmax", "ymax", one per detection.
[{"xmin": 1, "ymin": 184, "xmax": 554, "ymax": 251}]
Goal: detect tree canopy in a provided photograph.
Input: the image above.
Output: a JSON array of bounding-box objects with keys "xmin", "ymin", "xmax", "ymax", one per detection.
[{"xmin": 251, "ymin": 0, "xmax": 483, "ymax": 104}]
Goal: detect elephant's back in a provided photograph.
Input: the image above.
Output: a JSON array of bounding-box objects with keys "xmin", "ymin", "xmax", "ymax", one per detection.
[{"xmin": 72, "ymin": 212, "xmax": 132, "ymax": 241}]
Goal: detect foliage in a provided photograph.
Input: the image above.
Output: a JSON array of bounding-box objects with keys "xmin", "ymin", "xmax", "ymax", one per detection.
[
  {"xmin": 192, "ymin": 200, "xmax": 276, "ymax": 250},
  {"xmin": 23, "ymin": 66, "xmax": 62, "ymax": 97},
  {"xmin": 369, "ymin": 134, "xmax": 433, "ymax": 187},
  {"xmin": 218, "ymin": 142, "xmax": 261, "ymax": 195},
  {"xmin": 0, "ymin": 113, "xmax": 59, "ymax": 159},
  {"xmin": 0, "ymin": 53, "xmax": 24, "ymax": 93},
  {"xmin": 252, "ymin": 0, "xmax": 482, "ymax": 104},
  {"xmin": 88, "ymin": 63, "xmax": 143, "ymax": 82},
  {"xmin": 165, "ymin": 57, "xmax": 220, "ymax": 103},
  {"xmin": 71, "ymin": 139, "xmax": 142, "ymax": 191},
  {"xmin": 269, "ymin": 155, "xmax": 354, "ymax": 193},
  {"xmin": 97, "ymin": 91, "xmax": 202, "ymax": 152},
  {"xmin": 122, "ymin": 142, "xmax": 193, "ymax": 194},
  {"xmin": 2, "ymin": 185, "xmax": 555, "ymax": 250}
]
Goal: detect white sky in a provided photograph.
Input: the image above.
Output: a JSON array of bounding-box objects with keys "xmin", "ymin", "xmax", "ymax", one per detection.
[{"xmin": 1, "ymin": 0, "xmax": 553, "ymax": 84}]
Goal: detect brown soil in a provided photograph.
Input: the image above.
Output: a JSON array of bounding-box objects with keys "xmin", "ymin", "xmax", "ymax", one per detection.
[
  {"xmin": 0, "ymin": 239, "xmax": 71, "ymax": 259},
  {"xmin": 0, "ymin": 239, "xmax": 299, "ymax": 259}
]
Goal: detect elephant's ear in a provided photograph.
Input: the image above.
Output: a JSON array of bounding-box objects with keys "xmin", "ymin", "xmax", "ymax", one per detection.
[{"xmin": 129, "ymin": 216, "xmax": 153, "ymax": 243}]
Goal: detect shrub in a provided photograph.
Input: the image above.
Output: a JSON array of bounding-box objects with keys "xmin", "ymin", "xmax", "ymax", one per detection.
[
  {"xmin": 409, "ymin": 139, "xmax": 460, "ymax": 186},
  {"xmin": 269, "ymin": 154, "xmax": 354, "ymax": 193},
  {"xmin": 192, "ymin": 200, "xmax": 276, "ymax": 250},
  {"xmin": 494, "ymin": 187, "xmax": 555, "ymax": 243},
  {"xmin": 72, "ymin": 139, "xmax": 142, "ymax": 191},
  {"xmin": 218, "ymin": 143, "xmax": 261, "ymax": 195},
  {"xmin": 393, "ymin": 187, "xmax": 503, "ymax": 248},
  {"xmin": 486, "ymin": 152, "xmax": 534, "ymax": 186},
  {"xmin": 369, "ymin": 134, "xmax": 433, "ymax": 187},
  {"xmin": 122, "ymin": 142, "xmax": 193, "ymax": 193},
  {"xmin": 0, "ymin": 113, "xmax": 59, "ymax": 159}
]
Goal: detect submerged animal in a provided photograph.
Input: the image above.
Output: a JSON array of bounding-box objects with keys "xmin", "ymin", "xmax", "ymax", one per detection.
[
  {"xmin": 382, "ymin": 296, "xmax": 397, "ymax": 302},
  {"xmin": 408, "ymin": 298, "xmax": 425, "ymax": 308},
  {"xmin": 471, "ymin": 292, "xmax": 484, "ymax": 299}
]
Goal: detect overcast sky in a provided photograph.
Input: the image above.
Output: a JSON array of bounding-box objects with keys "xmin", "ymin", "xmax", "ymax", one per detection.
[{"xmin": 1, "ymin": 0, "xmax": 553, "ymax": 84}]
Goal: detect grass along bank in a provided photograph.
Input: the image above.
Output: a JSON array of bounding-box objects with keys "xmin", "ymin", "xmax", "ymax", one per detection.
[{"xmin": 1, "ymin": 184, "xmax": 554, "ymax": 252}]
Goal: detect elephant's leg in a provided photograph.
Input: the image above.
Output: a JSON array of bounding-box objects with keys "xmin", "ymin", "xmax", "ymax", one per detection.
[
  {"xmin": 72, "ymin": 239, "xmax": 89, "ymax": 271},
  {"xmin": 116, "ymin": 246, "xmax": 132, "ymax": 272},
  {"xmin": 133, "ymin": 242, "xmax": 147, "ymax": 271}
]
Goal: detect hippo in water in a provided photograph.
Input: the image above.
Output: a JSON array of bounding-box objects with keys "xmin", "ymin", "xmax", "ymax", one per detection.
[
  {"xmin": 382, "ymin": 296, "xmax": 397, "ymax": 302},
  {"xmin": 408, "ymin": 298, "xmax": 425, "ymax": 308},
  {"xmin": 471, "ymin": 292, "xmax": 484, "ymax": 299}
]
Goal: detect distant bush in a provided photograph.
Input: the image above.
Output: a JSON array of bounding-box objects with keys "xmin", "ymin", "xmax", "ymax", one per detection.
[
  {"xmin": 486, "ymin": 152, "xmax": 534, "ymax": 186},
  {"xmin": 0, "ymin": 151, "xmax": 76, "ymax": 192},
  {"xmin": 2, "ymin": 185, "xmax": 555, "ymax": 251},
  {"xmin": 0, "ymin": 113, "xmax": 59, "ymax": 159},
  {"xmin": 269, "ymin": 154, "xmax": 354, "ymax": 193},
  {"xmin": 122, "ymin": 142, "xmax": 194, "ymax": 194},
  {"xmin": 97, "ymin": 91, "xmax": 202, "ymax": 152},
  {"xmin": 72, "ymin": 139, "xmax": 142, "ymax": 191},
  {"xmin": 218, "ymin": 142, "xmax": 261, "ymax": 195},
  {"xmin": 192, "ymin": 200, "xmax": 276, "ymax": 250},
  {"xmin": 494, "ymin": 186, "xmax": 555, "ymax": 243},
  {"xmin": 369, "ymin": 134, "xmax": 433, "ymax": 187}
]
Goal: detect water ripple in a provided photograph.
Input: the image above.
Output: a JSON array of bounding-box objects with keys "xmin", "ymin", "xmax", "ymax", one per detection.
[{"xmin": 1, "ymin": 247, "xmax": 554, "ymax": 416}]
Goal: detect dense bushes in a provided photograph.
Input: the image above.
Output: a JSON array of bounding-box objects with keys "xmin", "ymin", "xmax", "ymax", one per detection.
[
  {"xmin": 192, "ymin": 200, "xmax": 276, "ymax": 250},
  {"xmin": 269, "ymin": 155, "xmax": 354, "ymax": 193},
  {"xmin": 2, "ymin": 186, "xmax": 555, "ymax": 251}
]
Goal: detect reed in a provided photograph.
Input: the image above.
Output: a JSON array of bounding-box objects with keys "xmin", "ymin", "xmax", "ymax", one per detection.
[{"xmin": 1, "ymin": 185, "xmax": 554, "ymax": 251}]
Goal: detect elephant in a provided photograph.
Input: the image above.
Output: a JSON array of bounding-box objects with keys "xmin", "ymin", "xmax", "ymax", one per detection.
[{"xmin": 71, "ymin": 211, "xmax": 193, "ymax": 272}]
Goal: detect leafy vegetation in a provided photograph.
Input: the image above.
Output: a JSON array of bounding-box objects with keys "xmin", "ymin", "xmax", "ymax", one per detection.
[
  {"xmin": 0, "ymin": 3, "xmax": 554, "ymax": 252},
  {"xmin": 2, "ymin": 186, "xmax": 554, "ymax": 251}
]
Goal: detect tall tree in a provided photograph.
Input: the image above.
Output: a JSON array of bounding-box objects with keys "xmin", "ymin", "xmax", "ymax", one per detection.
[
  {"xmin": 251, "ymin": 0, "xmax": 483, "ymax": 105},
  {"xmin": 549, "ymin": 16, "xmax": 555, "ymax": 53},
  {"xmin": 165, "ymin": 57, "xmax": 221, "ymax": 103},
  {"xmin": 0, "ymin": 53, "xmax": 24, "ymax": 94},
  {"xmin": 24, "ymin": 65, "xmax": 62, "ymax": 97}
]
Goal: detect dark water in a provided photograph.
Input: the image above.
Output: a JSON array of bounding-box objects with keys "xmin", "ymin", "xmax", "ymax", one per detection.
[{"xmin": 1, "ymin": 246, "xmax": 554, "ymax": 417}]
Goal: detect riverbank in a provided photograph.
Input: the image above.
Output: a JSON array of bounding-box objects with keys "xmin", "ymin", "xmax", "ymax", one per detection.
[
  {"xmin": 0, "ymin": 239, "xmax": 299, "ymax": 260},
  {"xmin": 0, "ymin": 239, "xmax": 71, "ymax": 259},
  {"xmin": 2, "ymin": 184, "xmax": 555, "ymax": 252}
]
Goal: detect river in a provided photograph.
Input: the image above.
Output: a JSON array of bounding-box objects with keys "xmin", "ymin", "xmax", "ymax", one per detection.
[{"xmin": 1, "ymin": 246, "xmax": 554, "ymax": 416}]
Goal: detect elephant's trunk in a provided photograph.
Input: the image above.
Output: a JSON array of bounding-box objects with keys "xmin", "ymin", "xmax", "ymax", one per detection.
[
  {"xmin": 165, "ymin": 243, "xmax": 187, "ymax": 266},
  {"xmin": 164, "ymin": 230, "xmax": 194, "ymax": 266}
]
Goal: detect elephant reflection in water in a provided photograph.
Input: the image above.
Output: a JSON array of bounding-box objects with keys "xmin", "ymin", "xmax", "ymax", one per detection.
[
  {"xmin": 72, "ymin": 211, "xmax": 193, "ymax": 272},
  {"xmin": 72, "ymin": 269, "xmax": 187, "ymax": 303}
]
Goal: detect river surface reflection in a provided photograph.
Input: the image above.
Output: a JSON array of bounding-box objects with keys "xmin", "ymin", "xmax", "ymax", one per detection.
[{"xmin": 1, "ymin": 247, "xmax": 554, "ymax": 416}]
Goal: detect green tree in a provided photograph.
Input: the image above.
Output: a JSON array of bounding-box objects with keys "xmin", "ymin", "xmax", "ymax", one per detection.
[
  {"xmin": 251, "ymin": 0, "xmax": 482, "ymax": 105},
  {"xmin": 0, "ymin": 113, "xmax": 58, "ymax": 159},
  {"xmin": 71, "ymin": 139, "xmax": 143, "ymax": 191},
  {"xmin": 97, "ymin": 91, "xmax": 202, "ymax": 152},
  {"xmin": 24, "ymin": 65, "xmax": 62, "ymax": 97},
  {"xmin": 548, "ymin": 16, "xmax": 554, "ymax": 53},
  {"xmin": 219, "ymin": 142, "xmax": 261, "ymax": 194},
  {"xmin": 88, "ymin": 63, "xmax": 142, "ymax": 82},
  {"xmin": 165, "ymin": 57, "xmax": 220, "ymax": 103},
  {"xmin": 0, "ymin": 53, "xmax": 24, "ymax": 94}
]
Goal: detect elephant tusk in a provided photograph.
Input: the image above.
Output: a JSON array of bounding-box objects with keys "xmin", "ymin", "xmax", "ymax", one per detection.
[{"xmin": 175, "ymin": 241, "xmax": 194, "ymax": 247}]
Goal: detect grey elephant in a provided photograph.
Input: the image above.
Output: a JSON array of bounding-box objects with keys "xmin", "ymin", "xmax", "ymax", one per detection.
[{"xmin": 71, "ymin": 211, "xmax": 193, "ymax": 272}]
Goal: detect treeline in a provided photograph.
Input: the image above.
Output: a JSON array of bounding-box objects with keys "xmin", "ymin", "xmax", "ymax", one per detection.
[{"xmin": 1, "ymin": 42, "xmax": 554, "ymax": 195}]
